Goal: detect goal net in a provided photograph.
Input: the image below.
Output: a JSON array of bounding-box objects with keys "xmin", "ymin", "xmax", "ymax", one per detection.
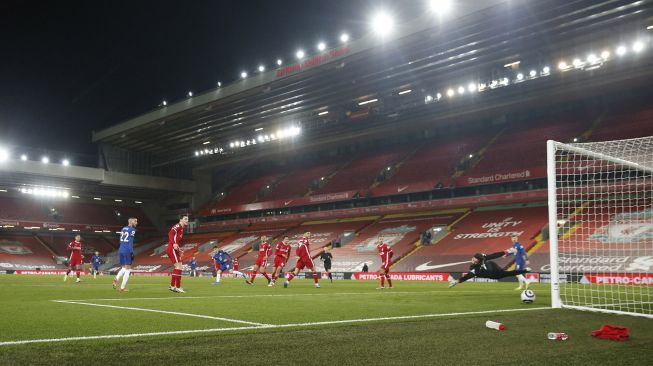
[{"xmin": 547, "ymin": 137, "xmax": 653, "ymax": 318}]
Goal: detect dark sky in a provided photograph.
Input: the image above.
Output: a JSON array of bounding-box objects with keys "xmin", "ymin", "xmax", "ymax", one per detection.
[{"xmin": 0, "ymin": 0, "xmax": 421, "ymax": 158}]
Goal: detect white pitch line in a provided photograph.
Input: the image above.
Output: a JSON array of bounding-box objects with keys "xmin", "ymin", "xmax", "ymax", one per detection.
[
  {"xmin": 52, "ymin": 300, "xmax": 267, "ymax": 326},
  {"xmin": 52, "ymin": 289, "xmax": 518, "ymax": 302},
  {"xmin": 0, "ymin": 307, "xmax": 550, "ymax": 346}
]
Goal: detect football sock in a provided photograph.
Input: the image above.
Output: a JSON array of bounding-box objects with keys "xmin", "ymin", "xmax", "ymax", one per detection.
[
  {"xmin": 262, "ymin": 272, "xmax": 271, "ymax": 281},
  {"xmin": 76, "ymin": 270, "xmax": 80, "ymax": 279},
  {"xmin": 312, "ymin": 272, "xmax": 319, "ymax": 284},
  {"xmin": 116, "ymin": 268, "xmax": 125, "ymax": 281},
  {"xmin": 250, "ymin": 273, "xmax": 256, "ymax": 283},
  {"xmin": 381, "ymin": 276, "xmax": 385, "ymax": 287},
  {"xmin": 286, "ymin": 272, "xmax": 296, "ymax": 282},
  {"xmin": 121, "ymin": 270, "xmax": 130, "ymax": 289},
  {"xmin": 386, "ymin": 274, "xmax": 392, "ymax": 287}
]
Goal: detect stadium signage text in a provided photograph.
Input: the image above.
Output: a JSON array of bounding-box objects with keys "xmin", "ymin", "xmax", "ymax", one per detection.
[
  {"xmin": 353, "ymin": 272, "xmax": 449, "ymax": 281},
  {"xmin": 540, "ymin": 255, "xmax": 648, "ymax": 273},
  {"xmin": 582, "ymin": 273, "xmax": 653, "ymax": 285},
  {"xmin": 458, "ymin": 167, "xmax": 546, "ymax": 187},
  {"xmin": 453, "ymin": 217, "xmax": 524, "ymax": 239},
  {"xmin": 276, "ymin": 47, "xmax": 349, "ymax": 77}
]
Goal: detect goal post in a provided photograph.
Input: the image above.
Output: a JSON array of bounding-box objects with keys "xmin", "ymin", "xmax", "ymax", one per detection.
[{"xmin": 547, "ymin": 137, "xmax": 653, "ymax": 318}]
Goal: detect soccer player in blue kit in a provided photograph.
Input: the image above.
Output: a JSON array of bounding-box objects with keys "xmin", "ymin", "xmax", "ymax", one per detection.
[
  {"xmin": 113, "ymin": 217, "xmax": 138, "ymax": 292},
  {"xmin": 507, "ymin": 234, "xmax": 531, "ymax": 290},
  {"xmin": 210, "ymin": 246, "xmax": 247, "ymax": 284},
  {"xmin": 91, "ymin": 251, "xmax": 102, "ymax": 279}
]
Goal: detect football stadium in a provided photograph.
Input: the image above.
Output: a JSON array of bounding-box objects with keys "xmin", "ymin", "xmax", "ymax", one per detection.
[{"xmin": 1, "ymin": 1, "xmax": 653, "ymax": 365}]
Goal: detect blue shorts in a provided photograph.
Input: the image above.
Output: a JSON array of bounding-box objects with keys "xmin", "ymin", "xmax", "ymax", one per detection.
[
  {"xmin": 92, "ymin": 265, "xmax": 99, "ymax": 271},
  {"xmin": 119, "ymin": 252, "xmax": 133, "ymax": 266},
  {"xmin": 515, "ymin": 261, "xmax": 525, "ymax": 270},
  {"xmin": 219, "ymin": 262, "xmax": 233, "ymax": 271}
]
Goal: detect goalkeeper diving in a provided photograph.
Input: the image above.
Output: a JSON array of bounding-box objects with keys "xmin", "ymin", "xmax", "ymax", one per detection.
[{"xmin": 448, "ymin": 250, "xmax": 531, "ymax": 288}]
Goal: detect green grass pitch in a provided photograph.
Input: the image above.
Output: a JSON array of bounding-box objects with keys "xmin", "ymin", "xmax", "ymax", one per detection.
[{"xmin": 0, "ymin": 274, "xmax": 651, "ymax": 365}]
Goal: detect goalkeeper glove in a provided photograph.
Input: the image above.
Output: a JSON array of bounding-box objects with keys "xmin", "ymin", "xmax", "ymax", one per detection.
[{"xmin": 448, "ymin": 279, "xmax": 458, "ymax": 288}]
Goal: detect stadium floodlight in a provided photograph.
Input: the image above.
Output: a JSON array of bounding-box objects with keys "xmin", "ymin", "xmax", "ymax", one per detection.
[
  {"xmin": 547, "ymin": 137, "xmax": 653, "ymax": 318},
  {"xmin": 195, "ymin": 151, "xmax": 199, "ymax": 156},
  {"xmin": 93, "ymin": 197, "xmax": 101, "ymax": 201},
  {"xmin": 446, "ymin": 88, "xmax": 455, "ymax": 97},
  {"xmin": 587, "ymin": 53, "xmax": 598, "ymax": 64},
  {"xmin": 240, "ymin": 141, "xmax": 245, "ymax": 147},
  {"xmin": 41, "ymin": 156, "xmax": 49, "ymax": 164},
  {"xmin": 558, "ymin": 61, "xmax": 568, "ymax": 70},
  {"xmin": 258, "ymin": 135, "xmax": 264, "ymax": 142},
  {"xmin": 467, "ymin": 83, "xmax": 476, "ymax": 92},
  {"xmin": 358, "ymin": 98, "xmax": 378, "ymax": 106},
  {"xmin": 241, "ymin": 71, "xmax": 248, "ymax": 79},
  {"xmin": 270, "ymin": 133, "xmax": 276, "ymax": 140},
  {"xmin": 648, "ymin": 25, "xmax": 653, "ymax": 30},
  {"xmin": 258, "ymin": 65, "xmax": 265, "ymax": 72},
  {"xmin": 203, "ymin": 141, "xmax": 210, "ymax": 145},
  {"xmin": 318, "ymin": 110, "xmax": 329, "ymax": 116},
  {"xmin": 529, "ymin": 69, "xmax": 537, "ymax": 77},
  {"xmin": 0, "ymin": 148, "xmax": 8, "ymax": 162},
  {"xmin": 516, "ymin": 73, "xmax": 524, "ymax": 81},
  {"xmin": 295, "ymin": 49, "xmax": 305, "ymax": 59},
  {"xmin": 62, "ymin": 159, "xmax": 70, "ymax": 166},
  {"xmin": 264, "ymin": 135, "xmax": 270, "ymax": 141},
  {"xmin": 542, "ymin": 66, "xmax": 551, "ymax": 75},
  {"xmin": 600, "ymin": 50, "xmax": 610, "ymax": 60},
  {"xmin": 371, "ymin": 11, "xmax": 394, "ymax": 37},
  {"xmin": 616, "ymin": 45, "xmax": 627, "ymax": 56},
  {"xmin": 217, "ymin": 81, "xmax": 222, "ymax": 87},
  {"xmin": 135, "ymin": 200, "xmax": 143, "ymax": 204},
  {"xmin": 398, "ymin": 89, "xmax": 412, "ymax": 95},
  {"xmin": 162, "ymin": 100, "xmax": 167, "ymax": 106},
  {"xmin": 429, "ymin": 0, "xmax": 453, "ymax": 15},
  {"xmin": 425, "ymin": 95, "xmax": 433, "ymax": 103},
  {"xmin": 340, "ymin": 33, "xmax": 350, "ymax": 43},
  {"xmin": 500, "ymin": 77, "xmax": 509, "ymax": 86},
  {"xmin": 468, "ymin": 154, "xmax": 473, "ymax": 158},
  {"xmin": 114, "ymin": 199, "xmax": 122, "ymax": 202},
  {"xmin": 317, "ymin": 42, "xmax": 326, "ymax": 51},
  {"xmin": 572, "ymin": 58, "xmax": 583, "ymax": 67},
  {"xmin": 187, "ymin": 91, "xmax": 193, "ymax": 97},
  {"xmin": 20, "ymin": 154, "xmax": 27, "ymax": 161},
  {"xmin": 436, "ymin": 92, "xmax": 442, "ymax": 99},
  {"xmin": 254, "ymin": 127, "xmax": 264, "ymax": 131},
  {"xmin": 277, "ymin": 59, "xmax": 283, "ymax": 66},
  {"xmin": 633, "ymin": 40, "xmax": 644, "ymax": 53},
  {"xmin": 490, "ymin": 80, "xmax": 498, "ymax": 88}
]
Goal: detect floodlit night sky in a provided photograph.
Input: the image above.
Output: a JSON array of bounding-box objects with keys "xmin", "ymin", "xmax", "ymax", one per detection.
[{"xmin": 0, "ymin": 0, "xmax": 421, "ymax": 156}]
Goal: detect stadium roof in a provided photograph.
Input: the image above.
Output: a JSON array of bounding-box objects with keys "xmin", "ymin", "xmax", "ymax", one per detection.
[{"xmin": 93, "ymin": 0, "xmax": 653, "ymax": 169}]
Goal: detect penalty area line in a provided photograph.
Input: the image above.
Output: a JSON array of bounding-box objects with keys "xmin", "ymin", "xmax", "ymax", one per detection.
[
  {"xmin": 0, "ymin": 306, "xmax": 550, "ymax": 346},
  {"xmin": 51, "ymin": 300, "xmax": 267, "ymax": 326}
]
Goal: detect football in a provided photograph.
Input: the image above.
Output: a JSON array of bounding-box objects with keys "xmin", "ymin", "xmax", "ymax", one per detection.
[{"xmin": 521, "ymin": 289, "xmax": 536, "ymax": 304}]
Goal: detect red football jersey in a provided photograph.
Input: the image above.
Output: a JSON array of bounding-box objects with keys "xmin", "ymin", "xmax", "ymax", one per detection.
[
  {"xmin": 257, "ymin": 241, "xmax": 271, "ymax": 261},
  {"xmin": 67, "ymin": 241, "xmax": 82, "ymax": 254},
  {"xmin": 167, "ymin": 223, "xmax": 184, "ymax": 250},
  {"xmin": 296, "ymin": 237, "xmax": 310, "ymax": 258},
  {"xmin": 232, "ymin": 259, "xmax": 239, "ymax": 271},
  {"xmin": 377, "ymin": 243, "xmax": 394, "ymax": 264},
  {"xmin": 275, "ymin": 241, "xmax": 291, "ymax": 258}
]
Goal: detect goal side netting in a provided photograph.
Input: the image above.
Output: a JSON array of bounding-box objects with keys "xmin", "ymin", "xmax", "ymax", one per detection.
[{"xmin": 547, "ymin": 136, "xmax": 653, "ymax": 318}]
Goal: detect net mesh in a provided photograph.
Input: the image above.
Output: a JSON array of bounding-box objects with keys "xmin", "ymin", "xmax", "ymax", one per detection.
[{"xmin": 552, "ymin": 136, "xmax": 653, "ymax": 317}]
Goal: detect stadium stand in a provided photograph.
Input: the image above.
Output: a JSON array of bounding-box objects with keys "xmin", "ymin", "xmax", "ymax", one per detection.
[
  {"xmin": 371, "ymin": 133, "xmax": 488, "ymax": 196},
  {"xmin": 393, "ymin": 205, "xmax": 548, "ymax": 272},
  {"xmin": 589, "ymin": 106, "xmax": 653, "ymax": 141},
  {"xmin": 0, "ymin": 197, "xmax": 155, "ymax": 230},
  {"xmin": 459, "ymin": 115, "xmax": 592, "ymax": 185},
  {"xmin": 0, "ymin": 234, "xmax": 61, "ymax": 269},
  {"xmin": 263, "ymin": 160, "xmax": 342, "ymax": 200},
  {"xmin": 36, "ymin": 234, "xmax": 116, "ymax": 257},
  {"xmin": 329, "ymin": 212, "xmax": 464, "ymax": 272},
  {"xmin": 312, "ymin": 145, "xmax": 414, "ymax": 195}
]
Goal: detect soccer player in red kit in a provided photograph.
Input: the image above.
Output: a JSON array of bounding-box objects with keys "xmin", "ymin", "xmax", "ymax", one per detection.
[
  {"xmin": 64, "ymin": 234, "xmax": 83, "ymax": 283},
  {"xmin": 376, "ymin": 236, "xmax": 394, "ymax": 289},
  {"xmin": 248, "ymin": 235, "xmax": 272, "ymax": 284},
  {"xmin": 269, "ymin": 236, "xmax": 291, "ymax": 287},
  {"xmin": 167, "ymin": 214, "xmax": 189, "ymax": 293},
  {"xmin": 232, "ymin": 258, "xmax": 239, "ymax": 271},
  {"xmin": 284, "ymin": 232, "xmax": 320, "ymax": 288}
]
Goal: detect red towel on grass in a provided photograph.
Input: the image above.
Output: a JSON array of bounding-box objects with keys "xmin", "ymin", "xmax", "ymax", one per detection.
[{"xmin": 591, "ymin": 324, "xmax": 629, "ymax": 341}]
